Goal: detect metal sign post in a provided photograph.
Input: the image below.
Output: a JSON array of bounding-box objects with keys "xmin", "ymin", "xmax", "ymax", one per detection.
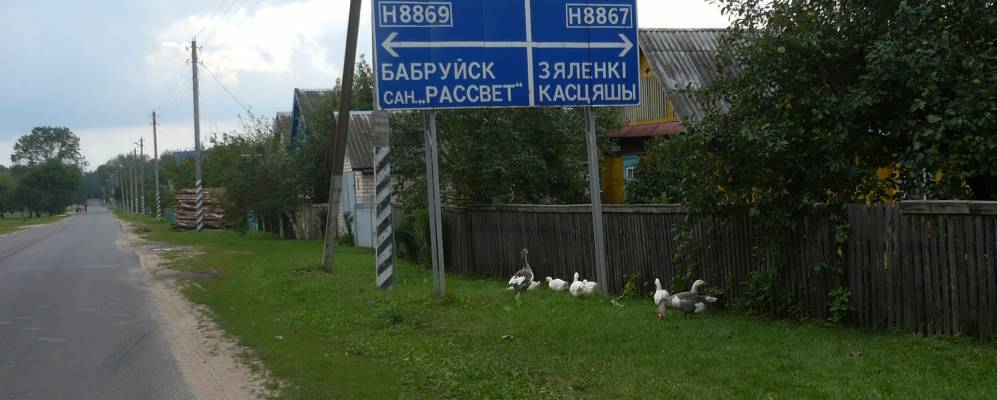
[
  {"xmin": 584, "ymin": 107, "xmax": 609, "ymax": 294},
  {"xmin": 371, "ymin": 0, "xmax": 639, "ymax": 296},
  {"xmin": 423, "ymin": 111, "xmax": 446, "ymax": 295}
]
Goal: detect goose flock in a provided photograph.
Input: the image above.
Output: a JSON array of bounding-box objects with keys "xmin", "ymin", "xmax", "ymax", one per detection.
[{"xmin": 506, "ymin": 248, "xmax": 719, "ymax": 318}]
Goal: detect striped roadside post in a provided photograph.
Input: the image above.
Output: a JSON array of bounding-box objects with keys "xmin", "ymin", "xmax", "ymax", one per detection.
[
  {"xmin": 195, "ymin": 181, "xmax": 205, "ymax": 231},
  {"xmin": 373, "ymin": 110, "xmax": 395, "ymax": 289}
]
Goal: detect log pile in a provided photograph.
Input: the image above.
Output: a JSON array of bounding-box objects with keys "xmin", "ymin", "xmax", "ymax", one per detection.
[{"xmin": 172, "ymin": 188, "xmax": 228, "ymax": 230}]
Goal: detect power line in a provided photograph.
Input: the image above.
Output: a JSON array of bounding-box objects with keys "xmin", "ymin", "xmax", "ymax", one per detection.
[
  {"xmin": 196, "ymin": 0, "xmax": 232, "ymax": 38},
  {"xmin": 199, "ymin": 62, "xmax": 252, "ymax": 114},
  {"xmin": 201, "ymin": 0, "xmax": 244, "ymax": 44}
]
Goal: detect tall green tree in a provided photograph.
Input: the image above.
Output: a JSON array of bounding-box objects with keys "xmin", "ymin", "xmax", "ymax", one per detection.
[
  {"xmin": 9, "ymin": 127, "xmax": 85, "ymax": 215},
  {"xmin": 11, "ymin": 126, "xmax": 86, "ymax": 167}
]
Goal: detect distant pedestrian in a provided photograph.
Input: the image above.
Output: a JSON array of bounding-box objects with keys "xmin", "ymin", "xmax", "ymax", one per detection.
[{"xmin": 84, "ymin": 204, "xmax": 88, "ymax": 213}]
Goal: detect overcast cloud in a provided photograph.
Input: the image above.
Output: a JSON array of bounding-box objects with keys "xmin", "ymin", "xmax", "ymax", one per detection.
[{"xmin": 0, "ymin": 0, "xmax": 729, "ymax": 169}]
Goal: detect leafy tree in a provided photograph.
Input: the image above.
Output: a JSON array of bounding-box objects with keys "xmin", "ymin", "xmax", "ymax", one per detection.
[
  {"xmin": 634, "ymin": 0, "xmax": 997, "ymax": 223},
  {"xmin": 390, "ymin": 107, "xmax": 620, "ymax": 208},
  {"xmin": 0, "ymin": 168, "xmax": 14, "ymax": 217},
  {"xmin": 10, "ymin": 161, "xmax": 82, "ymax": 215},
  {"xmin": 215, "ymin": 117, "xmax": 304, "ymax": 232},
  {"xmin": 624, "ymin": 136, "xmax": 685, "ymax": 204},
  {"xmin": 11, "ymin": 126, "xmax": 86, "ymax": 167},
  {"xmin": 290, "ymin": 57, "xmax": 377, "ymax": 204},
  {"xmin": 8, "ymin": 127, "xmax": 85, "ymax": 215}
]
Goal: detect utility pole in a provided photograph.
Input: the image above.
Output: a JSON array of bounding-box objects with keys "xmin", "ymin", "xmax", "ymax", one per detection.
[
  {"xmin": 152, "ymin": 112, "xmax": 161, "ymax": 220},
  {"xmin": 191, "ymin": 39, "xmax": 205, "ymax": 231},
  {"xmin": 322, "ymin": 0, "xmax": 363, "ymax": 273},
  {"xmin": 137, "ymin": 137, "xmax": 145, "ymax": 215}
]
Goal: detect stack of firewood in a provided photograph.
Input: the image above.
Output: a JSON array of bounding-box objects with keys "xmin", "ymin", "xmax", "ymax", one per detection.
[{"xmin": 172, "ymin": 188, "xmax": 227, "ymax": 230}]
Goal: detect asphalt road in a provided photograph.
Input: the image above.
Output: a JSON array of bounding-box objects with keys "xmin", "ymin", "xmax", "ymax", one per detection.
[{"xmin": 0, "ymin": 206, "xmax": 194, "ymax": 400}]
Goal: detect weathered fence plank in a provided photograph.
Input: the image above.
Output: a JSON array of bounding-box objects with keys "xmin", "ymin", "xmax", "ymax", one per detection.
[{"xmin": 425, "ymin": 201, "xmax": 997, "ymax": 339}]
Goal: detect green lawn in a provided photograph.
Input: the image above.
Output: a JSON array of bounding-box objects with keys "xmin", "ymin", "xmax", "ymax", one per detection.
[
  {"xmin": 116, "ymin": 212, "xmax": 997, "ymax": 400},
  {"xmin": 0, "ymin": 213, "xmax": 68, "ymax": 235}
]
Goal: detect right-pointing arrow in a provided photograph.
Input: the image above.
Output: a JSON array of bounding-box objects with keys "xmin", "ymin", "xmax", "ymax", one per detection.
[{"xmin": 534, "ymin": 34, "xmax": 634, "ymax": 57}]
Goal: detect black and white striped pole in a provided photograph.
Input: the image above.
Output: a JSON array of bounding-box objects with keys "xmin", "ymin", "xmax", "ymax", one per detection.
[
  {"xmin": 373, "ymin": 110, "xmax": 396, "ymax": 289},
  {"xmin": 152, "ymin": 111, "xmax": 161, "ymax": 220}
]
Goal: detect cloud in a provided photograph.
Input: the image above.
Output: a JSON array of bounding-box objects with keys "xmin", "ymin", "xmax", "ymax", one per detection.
[
  {"xmin": 147, "ymin": 0, "xmax": 374, "ymax": 86},
  {"xmin": 637, "ymin": 0, "xmax": 730, "ymax": 28}
]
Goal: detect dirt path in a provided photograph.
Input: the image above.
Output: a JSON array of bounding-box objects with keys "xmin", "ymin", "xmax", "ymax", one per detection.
[{"xmin": 116, "ymin": 220, "xmax": 275, "ymax": 399}]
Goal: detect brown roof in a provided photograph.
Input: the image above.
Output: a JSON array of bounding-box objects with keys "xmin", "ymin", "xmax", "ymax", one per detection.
[{"xmin": 609, "ymin": 121, "xmax": 686, "ymax": 139}]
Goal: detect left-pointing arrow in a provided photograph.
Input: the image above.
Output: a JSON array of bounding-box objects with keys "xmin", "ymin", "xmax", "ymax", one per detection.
[{"xmin": 382, "ymin": 32, "xmax": 634, "ymax": 58}]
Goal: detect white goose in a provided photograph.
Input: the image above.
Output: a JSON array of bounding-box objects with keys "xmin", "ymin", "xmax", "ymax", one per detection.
[
  {"xmin": 652, "ymin": 278, "xmax": 670, "ymax": 306},
  {"xmin": 569, "ymin": 272, "xmax": 586, "ymax": 298},
  {"xmin": 546, "ymin": 276, "xmax": 569, "ymax": 291},
  {"xmin": 581, "ymin": 279, "xmax": 598, "ymax": 296}
]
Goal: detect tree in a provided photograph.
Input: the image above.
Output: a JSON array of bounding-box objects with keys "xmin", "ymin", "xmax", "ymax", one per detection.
[
  {"xmin": 634, "ymin": 0, "xmax": 997, "ymax": 224},
  {"xmin": 7, "ymin": 127, "xmax": 85, "ymax": 216},
  {"xmin": 390, "ymin": 107, "xmax": 620, "ymax": 208},
  {"xmin": 0, "ymin": 168, "xmax": 14, "ymax": 217},
  {"xmin": 10, "ymin": 160, "xmax": 82, "ymax": 216},
  {"xmin": 209, "ymin": 115, "xmax": 305, "ymax": 232},
  {"xmin": 11, "ymin": 127, "xmax": 86, "ymax": 167}
]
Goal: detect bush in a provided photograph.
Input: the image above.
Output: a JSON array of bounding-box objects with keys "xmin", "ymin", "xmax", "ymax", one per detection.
[{"xmin": 828, "ymin": 287, "xmax": 855, "ymax": 324}]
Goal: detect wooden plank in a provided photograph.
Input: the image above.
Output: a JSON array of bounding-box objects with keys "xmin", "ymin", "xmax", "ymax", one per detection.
[
  {"xmin": 956, "ymin": 216, "xmax": 969, "ymax": 336},
  {"xmin": 972, "ymin": 216, "xmax": 983, "ymax": 338},
  {"xmin": 911, "ymin": 215, "xmax": 926, "ymax": 334},
  {"xmin": 847, "ymin": 205, "xmax": 860, "ymax": 326},
  {"xmin": 945, "ymin": 216, "xmax": 958, "ymax": 335},
  {"xmin": 985, "ymin": 217, "xmax": 997, "ymax": 338},
  {"xmin": 901, "ymin": 201, "xmax": 972, "ymax": 215},
  {"xmin": 930, "ymin": 215, "xmax": 943, "ymax": 335}
]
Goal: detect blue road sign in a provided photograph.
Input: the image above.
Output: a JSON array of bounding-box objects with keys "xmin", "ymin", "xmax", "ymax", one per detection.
[{"xmin": 372, "ymin": 0, "xmax": 640, "ymax": 110}]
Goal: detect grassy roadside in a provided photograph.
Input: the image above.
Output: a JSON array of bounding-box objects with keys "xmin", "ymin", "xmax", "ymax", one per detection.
[
  {"xmin": 0, "ymin": 213, "xmax": 69, "ymax": 235},
  {"xmin": 114, "ymin": 211, "xmax": 997, "ymax": 400}
]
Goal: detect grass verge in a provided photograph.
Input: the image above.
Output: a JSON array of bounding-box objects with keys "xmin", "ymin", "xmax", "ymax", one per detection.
[
  {"xmin": 115, "ymin": 211, "xmax": 997, "ymax": 400},
  {"xmin": 0, "ymin": 213, "xmax": 68, "ymax": 235}
]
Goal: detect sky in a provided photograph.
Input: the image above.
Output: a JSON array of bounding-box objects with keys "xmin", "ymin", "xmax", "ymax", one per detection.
[{"xmin": 0, "ymin": 0, "xmax": 730, "ymax": 170}]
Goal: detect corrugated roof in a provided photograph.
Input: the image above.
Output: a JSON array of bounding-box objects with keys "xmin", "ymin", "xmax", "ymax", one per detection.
[
  {"xmin": 290, "ymin": 89, "xmax": 376, "ymax": 170},
  {"xmin": 639, "ymin": 29, "xmax": 728, "ymax": 122},
  {"xmin": 342, "ymin": 111, "xmax": 375, "ymax": 170}
]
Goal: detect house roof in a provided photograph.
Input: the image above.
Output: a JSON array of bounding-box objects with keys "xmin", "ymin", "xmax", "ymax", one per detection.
[
  {"xmin": 609, "ymin": 121, "xmax": 686, "ymax": 139},
  {"xmin": 289, "ymin": 89, "xmax": 376, "ymax": 171},
  {"xmin": 340, "ymin": 111, "xmax": 375, "ymax": 170},
  {"xmin": 638, "ymin": 29, "xmax": 728, "ymax": 122},
  {"xmin": 274, "ymin": 112, "xmax": 292, "ymax": 139}
]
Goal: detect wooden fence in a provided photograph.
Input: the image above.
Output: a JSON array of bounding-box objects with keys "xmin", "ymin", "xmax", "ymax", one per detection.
[
  {"xmin": 433, "ymin": 201, "xmax": 997, "ymax": 339},
  {"xmin": 439, "ymin": 204, "xmax": 838, "ymax": 320},
  {"xmin": 848, "ymin": 202, "xmax": 997, "ymax": 338}
]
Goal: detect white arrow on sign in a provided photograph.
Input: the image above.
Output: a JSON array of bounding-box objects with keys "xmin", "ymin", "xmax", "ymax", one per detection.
[{"xmin": 382, "ymin": 32, "xmax": 634, "ymax": 58}]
